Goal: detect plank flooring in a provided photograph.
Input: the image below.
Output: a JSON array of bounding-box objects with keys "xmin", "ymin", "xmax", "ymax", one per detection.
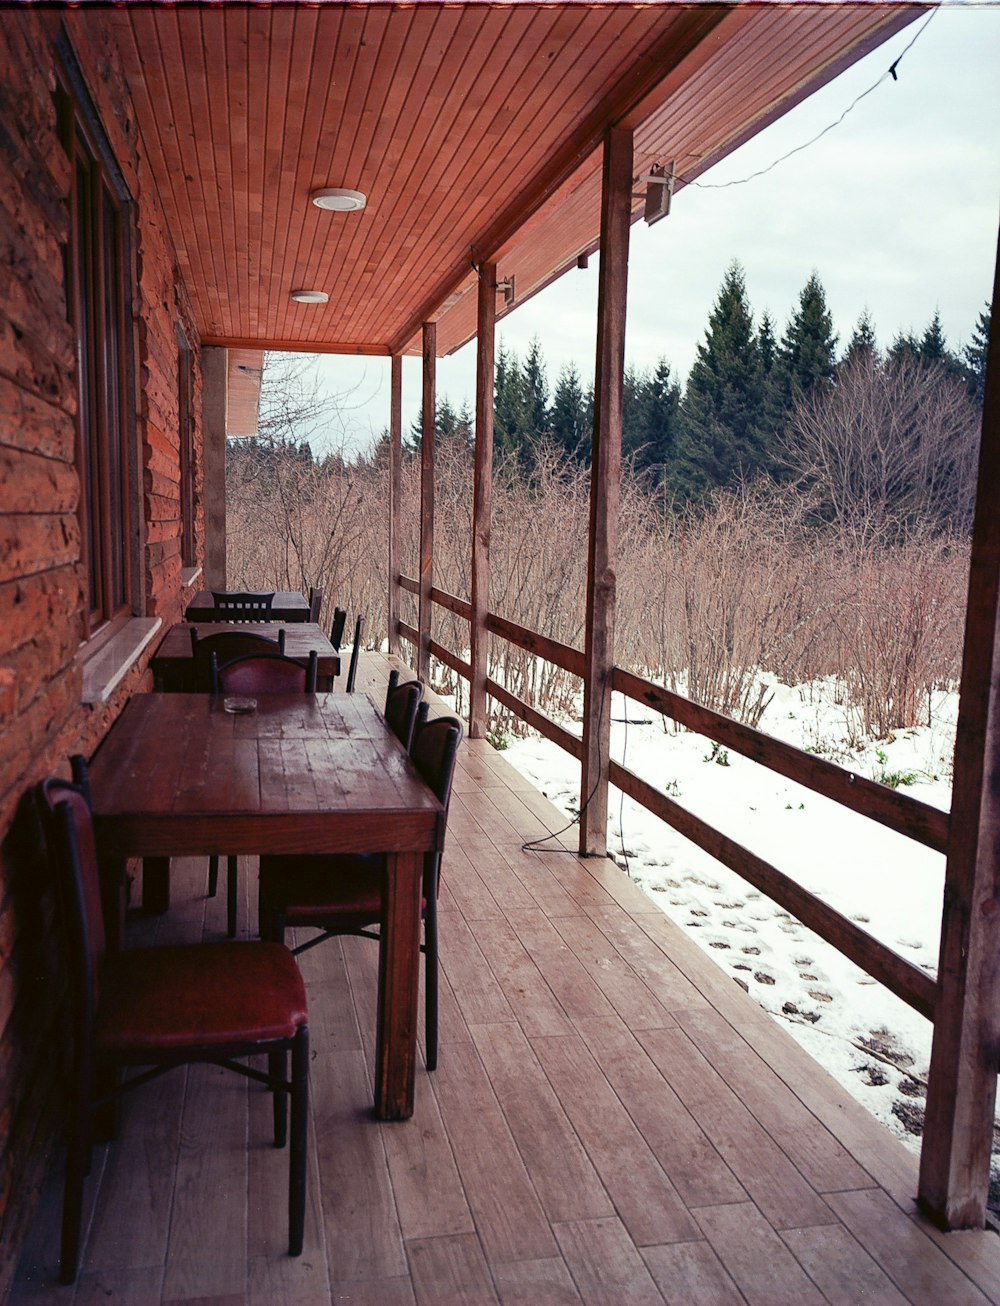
[{"xmin": 11, "ymin": 653, "xmax": 1000, "ymax": 1305}]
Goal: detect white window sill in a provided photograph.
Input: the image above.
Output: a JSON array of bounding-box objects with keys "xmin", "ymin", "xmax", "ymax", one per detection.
[
  {"xmin": 80, "ymin": 617, "xmax": 162, "ymax": 704},
  {"xmin": 181, "ymin": 565, "xmax": 203, "ymax": 590}
]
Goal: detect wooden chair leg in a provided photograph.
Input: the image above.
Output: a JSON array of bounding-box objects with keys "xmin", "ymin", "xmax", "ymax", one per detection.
[
  {"xmin": 424, "ymin": 908, "xmax": 439, "ymax": 1072},
  {"xmin": 226, "ymin": 855, "xmax": 238, "ymax": 937},
  {"xmin": 289, "ymin": 1026, "xmax": 309, "ymax": 1256},
  {"xmin": 207, "ymin": 855, "xmax": 219, "ymax": 898},
  {"xmin": 270, "ymin": 1049, "xmax": 287, "ymax": 1148}
]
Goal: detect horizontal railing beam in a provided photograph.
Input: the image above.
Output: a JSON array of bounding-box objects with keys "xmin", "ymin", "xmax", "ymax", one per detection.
[{"xmin": 608, "ymin": 758, "xmax": 939, "ymax": 1020}]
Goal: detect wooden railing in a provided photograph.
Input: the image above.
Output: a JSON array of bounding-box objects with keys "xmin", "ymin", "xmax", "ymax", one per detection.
[{"xmin": 396, "ymin": 575, "xmax": 945, "ymax": 1020}]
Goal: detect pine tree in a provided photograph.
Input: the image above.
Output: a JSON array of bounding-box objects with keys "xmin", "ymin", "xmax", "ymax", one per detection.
[
  {"xmin": 672, "ymin": 261, "xmax": 769, "ymax": 501},
  {"xmin": 841, "ymin": 310, "xmax": 879, "ymax": 369},
  {"xmin": 963, "ymin": 301, "xmax": 991, "ymax": 405},
  {"xmin": 918, "ymin": 310, "xmax": 965, "ymax": 383},
  {"xmin": 549, "ymin": 362, "xmax": 590, "ymax": 463},
  {"xmin": 493, "ymin": 340, "xmax": 527, "ymax": 463},
  {"xmin": 767, "ymin": 273, "xmax": 838, "ymax": 434},
  {"xmin": 521, "ymin": 337, "xmax": 550, "ymax": 438},
  {"xmin": 624, "ymin": 359, "xmax": 680, "ymax": 483},
  {"xmin": 887, "ymin": 329, "xmax": 921, "ymax": 365}
]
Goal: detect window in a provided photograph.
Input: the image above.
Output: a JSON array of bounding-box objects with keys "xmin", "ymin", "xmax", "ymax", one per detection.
[{"xmin": 57, "ymin": 47, "xmax": 136, "ymax": 640}]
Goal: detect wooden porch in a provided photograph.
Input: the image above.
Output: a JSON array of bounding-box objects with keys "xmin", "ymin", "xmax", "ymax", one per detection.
[{"xmin": 11, "ymin": 654, "xmax": 1000, "ymax": 1306}]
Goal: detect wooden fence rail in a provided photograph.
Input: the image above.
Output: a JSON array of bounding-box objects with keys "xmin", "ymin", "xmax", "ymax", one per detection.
[{"xmin": 394, "ymin": 577, "xmax": 946, "ymax": 1017}]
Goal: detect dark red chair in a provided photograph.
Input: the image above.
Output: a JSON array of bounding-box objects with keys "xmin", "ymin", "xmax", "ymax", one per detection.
[
  {"xmin": 258, "ymin": 712, "xmax": 461, "ymax": 1071},
  {"xmin": 214, "ymin": 649, "xmax": 318, "ymax": 696},
  {"xmin": 190, "ymin": 626, "xmax": 286, "ymax": 692},
  {"xmin": 383, "ymin": 672, "xmax": 423, "ymax": 751},
  {"xmin": 209, "ymin": 650, "xmax": 319, "ymax": 935},
  {"xmin": 38, "ymin": 759, "xmax": 309, "ymax": 1284}
]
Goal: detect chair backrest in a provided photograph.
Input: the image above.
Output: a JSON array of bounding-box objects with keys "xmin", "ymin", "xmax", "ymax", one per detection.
[
  {"xmin": 215, "ymin": 650, "xmax": 318, "ymax": 695},
  {"xmin": 38, "ymin": 758, "xmax": 103, "ymax": 1036},
  {"xmin": 308, "ymin": 586, "xmax": 324, "ymax": 623},
  {"xmin": 190, "ymin": 628, "xmax": 285, "ymax": 691},
  {"xmin": 211, "ymin": 590, "xmax": 275, "ymax": 622},
  {"xmin": 329, "ymin": 607, "xmax": 347, "ymax": 650},
  {"xmin": 410, "ymin": 714, "xmax": 462, "ymax": 823},
  {"xmin": 384, "ymin": 678, "xmax": 423, "ymax": 751},
  {"xmin": 345, "ymin": 614, "xmax": 365, "ymax": 693}
]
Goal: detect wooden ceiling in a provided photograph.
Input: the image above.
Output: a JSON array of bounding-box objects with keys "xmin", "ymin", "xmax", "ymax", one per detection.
[{"xmin": 90, "ymin": 2, "xmax": 921, "ymax": 359}]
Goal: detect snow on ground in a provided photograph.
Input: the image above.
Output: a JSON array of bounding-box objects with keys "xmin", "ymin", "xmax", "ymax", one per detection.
[{"xmin": 501, "ymin": 676, "xmax": 960, "ymax": 1160}]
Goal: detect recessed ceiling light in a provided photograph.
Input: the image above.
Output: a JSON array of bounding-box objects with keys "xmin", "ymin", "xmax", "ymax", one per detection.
[
  {"xmin": 290, "ymin": 289, "xmax": 329, "ymax": 304},
  {"xmin": 311, "ymin": 187, "xmax": 367, "ymax": 213}
]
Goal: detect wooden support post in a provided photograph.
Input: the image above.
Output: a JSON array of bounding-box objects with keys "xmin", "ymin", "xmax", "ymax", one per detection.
[
  {"xmin": 418, "ymin": 323, "xmax": 436, "ymax": 683},
  {"xmin": 388, "ymin": 354, "xmax": 402, "ymax": 656},
  {"xmin": 919, "ymin": 236, "xmax": 1000, "ymax": 1229},
  {"xmin": 470, "ymin": 260, "xmax": 497, "ymax": 739},
  {"xmin": 201, "ymin": 346, "xmax": 228, "ymax": 589},
  {"xmin": 580, "ymin": 126, "xmax": 632, "ymax": 857}
]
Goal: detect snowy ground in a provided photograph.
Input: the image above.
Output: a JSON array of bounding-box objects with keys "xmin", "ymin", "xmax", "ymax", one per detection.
[{"xmin": 500, "ymin": 676, "xmax": 961, "ymax": 1163}]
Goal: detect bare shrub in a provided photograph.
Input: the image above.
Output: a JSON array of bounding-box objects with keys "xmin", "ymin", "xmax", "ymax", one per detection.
[{"xmin": 782, "ymin": 353, "xmax": 980, "ymax": 544}]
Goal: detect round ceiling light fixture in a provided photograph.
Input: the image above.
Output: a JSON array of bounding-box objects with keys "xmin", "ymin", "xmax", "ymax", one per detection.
[
  {"xmin": 311, "ymin": 187, "xmax": 367, "ymax": 213},
  {"xmin": 289, "ymin": 289, "xmax": 329, "ymax": 304}
]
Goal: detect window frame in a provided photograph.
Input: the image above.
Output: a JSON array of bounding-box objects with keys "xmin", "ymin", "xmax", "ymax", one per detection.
[{"xmin": 57, "ymin": 38, "xmax": 141, "ymax": 646}]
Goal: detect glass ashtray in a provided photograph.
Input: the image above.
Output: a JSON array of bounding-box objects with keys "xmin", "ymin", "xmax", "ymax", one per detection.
[{"xmin": 223, "ymin": 696, "xmax": 257, "ymax": 715}]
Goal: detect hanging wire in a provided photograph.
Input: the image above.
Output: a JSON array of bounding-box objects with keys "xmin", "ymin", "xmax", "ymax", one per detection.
[{"xmin": 676, "ymin": 8, "xmax": 938, "ymax": 193}]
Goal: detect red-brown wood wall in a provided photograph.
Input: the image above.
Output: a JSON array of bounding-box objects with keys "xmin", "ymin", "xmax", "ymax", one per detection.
[{"xmin": 0, "ymin": 15, "xmax": 203, "ymax": 1291}]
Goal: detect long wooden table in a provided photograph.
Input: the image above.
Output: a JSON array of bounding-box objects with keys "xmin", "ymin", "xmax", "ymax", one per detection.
[
  {"xmin": 88, "ymin": 692, "xmax": 443, "ymax": 1119},
  {"xmin": 151, "ymin": 622, "xmax": 341, "ymax": 690},
  {"xmin": 185, "ymin": 590, "xmax": 311, "ymax": 623}
]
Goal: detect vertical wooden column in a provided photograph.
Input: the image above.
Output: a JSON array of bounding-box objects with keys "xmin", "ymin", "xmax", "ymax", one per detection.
[
  {"xmin": 201, "ymin": 346, "xmax": 228, "ymax": 589},
  {"xmin": 418, "ymin": 323, "xmax": 436, "ymax": 683},
  {"xmin": 387, "ymin": 354, "xmax": 402, "ymax": 656},
  {"xmin": 919, "ymin": 240, "xmax": 1000, "ymax": 1229},
  {"xmin": 580, "ymin": 126, "xmax": 632, "ymax": 857},
  {"xmin": 470, "ymin": 261, "xmax": 497, "ymax": 739}
]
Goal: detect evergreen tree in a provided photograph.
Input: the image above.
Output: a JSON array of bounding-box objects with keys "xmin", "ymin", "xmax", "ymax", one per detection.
[
  {"xmin": 549, "ymin": 362, "xmax": 590, "ymax": 463},
  {"xmin": 624, "ymin": 359, "xmax": 681, "ymax": 483},
  {"xmin": 767, "ymin": 273, "xmax": 838, "ymax": 437},
  {"xmin": 521, "ymin": 337, "xmax": 550, "ymax": 438},
  {"xmin": 887, "ymin": 329, "xmax": 921, "ymax": 365},
  {"xmin": 494, "ymin": 340, "xmax": 528, "ymax": 463},
  {"xmin": 672, "ymin": 261, "xmax": 769, "ymax": 501},
  {"xmin": 918, "ymin": 309, "xmax": 965, "ymax": 383},
  {"xmin": 841, "ymin": 310, "xmax": 879, "ymax": 369},
  {"xmin": 963, "ymin": 301, "xmax": 991, "ymax": 405}
]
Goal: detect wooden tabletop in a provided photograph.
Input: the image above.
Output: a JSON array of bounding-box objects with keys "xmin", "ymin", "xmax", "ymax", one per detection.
[
  {"xmin": 152, "ymin": 622, "xmax": 340, "ymax": 690},
  {"xmin": 185, "ymin": 590, "xmax": 311, "ymax": 622},
  {"xmin": 88, "ymin": 692, "xmax": 442, "ymax": 1118},
  {"xmin": 89, "ymin": 693, "xmax": 441, "ymax": 858}
]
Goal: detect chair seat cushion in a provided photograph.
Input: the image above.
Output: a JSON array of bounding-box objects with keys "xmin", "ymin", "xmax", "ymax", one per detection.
[
  {"xmin": 259, "ymin": 853, "xmax": 391, "ymax": 923},
  {"xmin": 97, "ymin": 942, "xmax": 307, "ymax": 1052}
]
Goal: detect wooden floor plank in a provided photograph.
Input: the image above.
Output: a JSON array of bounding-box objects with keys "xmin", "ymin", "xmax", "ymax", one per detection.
[
  {"xmin": 430, "ymin": 1042, "xmax": 559, "ymax": 1265},
  {"xmin": 465, "ymin": 914, "xmax": 575, "ymax": 1039},
  {"xmin": 693, "ymin": 1202, "xmax": 827, "ymax": 1306},
  {"xmin": 326, "ymin": 1275, "xmax": 417, "ymax": 1305},
  {"xmin": 637, "ymin": 1026, "xmax": 839, "ymax": 1232},
  {"xmin": 469, "ymin": 1021, "xmax": 614, "ymax": 1225},
  {"xmin": 553, "ymin": 1216, "xmax": 665, "ymax": 1305},
  {"xmin": 675, "ymin": 1006, "xmax": 875, "ymax": 1194},
  {"xmin": 550, "ymin": 910, "xmax": 678, "ymax": 1030},
  {"xmin": 407, "ymin": 1233, "xmax": 500, "ymax": 1305},
  {"xmin": 162, "ymin": 1065, "xmax": 248, "ymax": 1302},
  {"xmin": 641, "ymin": 1240, "xmax": 747, "ymax": 1306},
  {"xmin": 531, "ymin": 1032, "xmax": 701, "ymax": 1247},
  {"xmin": 504, "ymin": 909, "xmax": 618, "ymax": 1024},
  {"xmin": 780, "ymin": 1224, "xmax": 910, "ymax": 1305},
  {"xmin": 312, "ymin": 1050, "xmax": 408, "ymax": 1283},
  {"xmin": 576, "ymin": 1014, "xmax": 745, "ymax": 1210},
  {"xmin": 492, "ymin": 1256, "xmax": 583, "ymax": 1305},
  {"xmin": 826, "ymin": 1189, "xmax": 993, "ymax": 1306}
]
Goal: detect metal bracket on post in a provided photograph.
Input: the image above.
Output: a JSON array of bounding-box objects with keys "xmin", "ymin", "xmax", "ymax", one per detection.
[{"xmin": 495, "ymin": 275, "xmax": 515, "ymax": 308}]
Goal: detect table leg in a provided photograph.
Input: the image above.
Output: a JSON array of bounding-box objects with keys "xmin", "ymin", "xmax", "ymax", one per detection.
[
  {"xmin": 142, "ymin": 857, "xmax": 171, "ymax": 914},
  {"xmin": 375, "ymin": 851, "xmax": 423, "ymax": 1119}
]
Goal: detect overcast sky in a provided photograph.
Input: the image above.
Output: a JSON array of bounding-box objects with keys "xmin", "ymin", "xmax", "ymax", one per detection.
[{"xmin": 305, "ymin": 3, "xmax": 1000, "ymax": 456}]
